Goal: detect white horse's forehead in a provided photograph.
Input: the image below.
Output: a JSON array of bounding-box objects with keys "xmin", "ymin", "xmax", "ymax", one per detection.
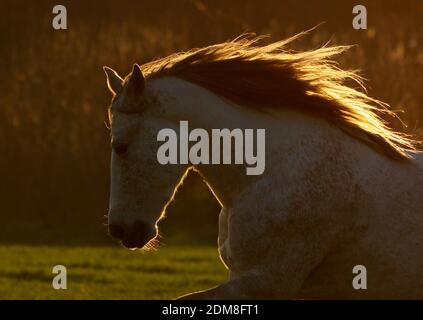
[{"xmin": 110, "ymin": 111, "xmax": 139, "ymax": 139}]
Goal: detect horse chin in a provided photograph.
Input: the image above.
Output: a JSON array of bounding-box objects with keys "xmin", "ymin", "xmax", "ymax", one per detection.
[
  {"xmin": 121, "ymin": 232, "xmax": 159, "ymax": 251},
  {"xmin": 141, "ymin": 237, "xmax": 161, "ymax": 251}
]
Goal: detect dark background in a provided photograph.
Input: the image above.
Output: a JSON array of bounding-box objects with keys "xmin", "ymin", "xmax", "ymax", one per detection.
[{"xmin": 1, "ymin": 0, "xmax": 422, "ymax": 245}]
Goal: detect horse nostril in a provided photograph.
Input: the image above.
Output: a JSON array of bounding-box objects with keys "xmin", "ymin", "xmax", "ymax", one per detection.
[
  {"xmin": 113, "ymin": 143, "xmax": 128, "ymax": 155},
  {"xmin": 109, "ymin": 224, "xmax": 125, "ymax": 239}
]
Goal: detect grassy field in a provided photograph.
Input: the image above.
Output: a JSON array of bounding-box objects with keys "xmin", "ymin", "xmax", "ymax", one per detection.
[{"xmin": 0, "ymin": 245, "xmax": 227, "ymax": 299}]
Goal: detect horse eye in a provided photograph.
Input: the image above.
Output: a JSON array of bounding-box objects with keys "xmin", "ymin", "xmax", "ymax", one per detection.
[{"xmin": 113, "ymin": 143, "xmax": 128, "ymax": 156}]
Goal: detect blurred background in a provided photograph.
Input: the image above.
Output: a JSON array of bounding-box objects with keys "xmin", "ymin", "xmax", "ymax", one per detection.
[{"xmin": 0, "ymin": 0, "xmax": 422, "ymax": 298}]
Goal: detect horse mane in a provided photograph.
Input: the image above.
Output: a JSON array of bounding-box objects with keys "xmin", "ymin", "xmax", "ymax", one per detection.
[{"xmin": 141, "ymin": 31, "xmax": 420, "ymax": 161}]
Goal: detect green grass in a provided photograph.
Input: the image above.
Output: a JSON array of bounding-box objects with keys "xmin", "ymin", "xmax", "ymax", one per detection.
[{"xmin": 0, "ymin": 245, "xmax": 227, "ymax": 299}]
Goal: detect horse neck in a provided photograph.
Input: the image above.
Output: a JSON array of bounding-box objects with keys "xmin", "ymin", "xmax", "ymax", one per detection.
[{"xmin": 148, "ymin": 76, "xmax": 418, "ymax": 209}]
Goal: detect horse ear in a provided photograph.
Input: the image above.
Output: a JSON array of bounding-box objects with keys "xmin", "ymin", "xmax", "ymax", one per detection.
[
  {"xmin": 126, "ymin": 64, "xmax": 145, "ymax": 95},
  {"xmin": 103, "ymin": 66, "xmax": 123, "ymax": 95}
]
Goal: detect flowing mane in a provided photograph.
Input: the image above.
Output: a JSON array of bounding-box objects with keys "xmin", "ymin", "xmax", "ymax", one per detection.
[{"xmin": 140, "ymin": 31, "xmax": 420, "ymax": 160}]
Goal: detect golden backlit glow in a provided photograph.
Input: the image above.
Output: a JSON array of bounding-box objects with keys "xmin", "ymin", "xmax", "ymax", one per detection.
[{"xmin": 140, "ymin": 30, "xmax": 421, "ymax": 161}]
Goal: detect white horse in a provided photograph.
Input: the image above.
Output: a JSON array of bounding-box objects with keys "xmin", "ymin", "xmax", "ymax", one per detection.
[{"xmin": 104, "ymin": 33, "xmax": 423, "ymax": 299}]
